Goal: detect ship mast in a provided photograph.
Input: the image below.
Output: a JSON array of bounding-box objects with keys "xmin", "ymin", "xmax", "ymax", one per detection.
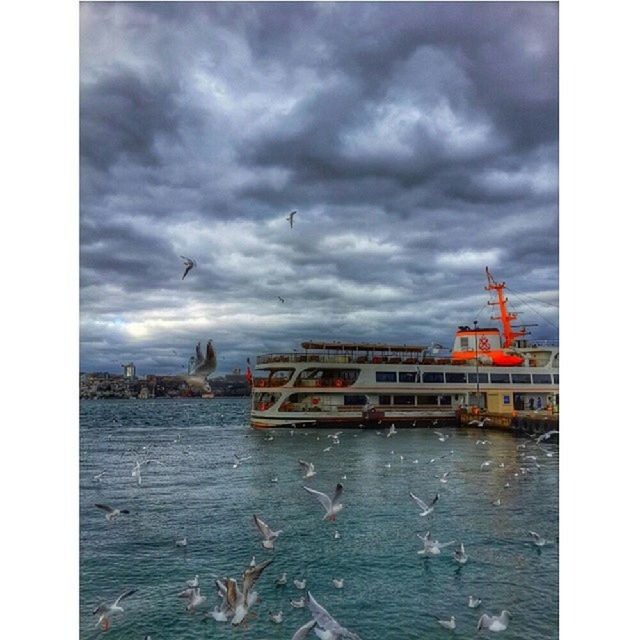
[{"xmin": 485, "ymin": 267, "xmax": 527, "ymax": 348}]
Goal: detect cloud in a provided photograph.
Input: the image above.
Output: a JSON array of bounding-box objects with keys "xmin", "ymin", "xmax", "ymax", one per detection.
[{"xmin": 80, "ymin": 2, "xmax": 558, "ymax": 375}]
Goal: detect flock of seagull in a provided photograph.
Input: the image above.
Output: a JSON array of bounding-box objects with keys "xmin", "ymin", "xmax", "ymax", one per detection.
[{"xmin": 88, "ymin": 422, "xmax": 558, "ymax": 637}]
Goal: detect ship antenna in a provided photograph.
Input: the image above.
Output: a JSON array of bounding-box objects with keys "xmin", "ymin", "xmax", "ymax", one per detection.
[{"xmin": 485, "ymin": 267, "xmax": 527, "ymax": 348}]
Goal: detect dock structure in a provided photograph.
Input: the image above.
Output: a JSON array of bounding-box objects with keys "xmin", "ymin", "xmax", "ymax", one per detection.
[{"xmin": 458, "ymin": 408, "xmax": 559, "ymax": 438}]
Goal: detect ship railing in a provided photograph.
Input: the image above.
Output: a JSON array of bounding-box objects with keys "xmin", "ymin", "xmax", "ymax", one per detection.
[
  {"xmin": 253, "ymin": 377, "xmax": 289, "ymax": 388},
  {"xmin": 256, "ymin": 352, "xmax": 454, "ymax": 365},
  {"xmin": 293, "ymin": 379, "xmax": 356, "ymax": 388}
]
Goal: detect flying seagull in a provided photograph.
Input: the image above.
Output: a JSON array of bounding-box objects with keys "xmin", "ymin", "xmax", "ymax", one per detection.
[
  {"xmin": 93, "ymin": 589, "xmax": 137, "ymax": 631},
  {"xmin": 417, "ymin": 531, "xmax": 456, "ymax": 556},
  {"xmin": 94, "ymin": 504, "xmax": 129, "ymax": 522},
  {"xmin": 453, "ymin": 542, "xmax": 468, "ymax": 565},
  {"xmin": 529, "ymin": 530, "xmax": 547, "ymax": 547},
  {"xmin": 303, "ymin": 483, "xmax": 344, "ymax": 521},
  {"xmin": 298, "ymin": 459, "xmax": 316, "ymax": 479},
  {"xmin": 180, "ymin": 256, "xmax": 196, "ymax": 280},
  {"xmin": 286, "ymin": 211, "xmax": 297, "ymax": 227},
  {"xmin": 277, "ymin": 296, "xmax": 286, "ymax": 303},
  {"xmin": 468, "ymin": 595, "xmax": 482, "ymax": 608},
  {"xmin": 306, "ymin": 591, "xmax": 361, "ymax": 639},
  {"xmin": 253, "ymin": 514, "xmax": 283, "ymax": 549},
  {"xmin": 409, "ymin": 491, "xmax": 439, "ymax": 516},
  {"xmin": 291, "ymin": 619, "xmax": 317, "ymax": 639},
  {"xmin": 536, "ymin": 430, "xmax": 559, "ymax": 444},
  {"xmin": 477, "ymin": 610, "xmax": 512, "ymax": 632}
]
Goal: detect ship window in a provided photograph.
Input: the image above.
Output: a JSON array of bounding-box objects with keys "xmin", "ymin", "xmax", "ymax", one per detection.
[
  {"xmin": 445, "ymin": 372, "xmax": 467, "ymax": 383},
  {"xmin": 393, "ymin": 395, "xmax": 415, "ymax": 405},
  {"xmin": 417, "ymin": 395, "xmax": 439, "ymax": 405},
  {"xmin": 460, "ymin": 337, "xmax": 469, "ymax": 349},
  {"xmin": 532, "ymin": 374, "xmax": 552, "ymax": 384},
  {"xmin": 468, "ymin": 373, "xmax": 489, "ymax": 383},
  {"xmin": 553, "ymin": 374, "xmax": 559, "ymax": 384},
  {"xmin": 422, "ymin": 372, "xmax": 445, "ymax": 383},
  {"xmin": 379, "ymin": 395, "xmax": 392, "ymax": 405},
  {"xmin": 490, "ymin": 373, "xmax": 510, "ymax": 384},
  {"xmin": 398, "ymin": 372, "xmax": 417, "ymax": 383},
  {"xmin": 439, "ymin": 395, "xmax": 452, "ymax": 406},
  {"xmin": 344, "ymin": 394, "xmax": 367, "ymax": 406},
  {"xmin": 376, "ymin": 371, "xmax": 397, "ymax": 382},
  {"xmin": 511, "ymin": 374, "xmax": 532, "ymax": 384}
]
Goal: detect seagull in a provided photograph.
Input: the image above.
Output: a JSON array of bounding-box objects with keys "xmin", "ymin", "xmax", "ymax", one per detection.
[
  {"xmin": 249, "ymin": 556, "xmax": 256, "ymax": 567},
  {"xmin": 94, "ymin": 504, "xmax": 129, "ymax": 522},
  {"xmin": 275, "ymin": 572, "xmax": 288, "ymax": 586},
  {"xmin": 180, "ymin": 256, "xmax": 196, "ymax": 280},
  {"xmin": 529, "ymin": 530, "xmax": 547, "ymax": 547},
  {"xmin": 481, "ymin": 460, "xmax": 493, "ymax": 470},
  {"xmin": 409, "ymin": 491, "xmax": 439, "ymax": 516},
  {"xmin": 269, "ymin": 610, "xmax": 284, "ymax": 623},
  {"xmin": 536, "ymin": 430, "xmax": 559, "ymax": 444},
  {"xmin": 218, "ymin": 558, "xmax": 272, "ymax": 626},
  {"xmin": 332, "ymin": 578, "xmax": 344, "ymax": 589},
  {"xmin": 290, "ymin": 597, "xmax": 306, "ymax": 608},
  {"xmin": 277, "ymin": 296, "xmax": 286, "ymax": 303},
  {"xmin": 253, "ymin": 514, "xmax": 283, "ymax": 550},
  {"xmin": 417, "ymin": 532, "xmax": 456, "ymax": 556},
  {"xmin": 469, "ymin": 417, "xmax": 490, "ymax": 427},
  {"xmin": 305, "ymin": 592, "xmax": 361, "ymax": 639},
  {"xmin": 292, "ymin": 619, "xmax": 317, "ymax": 639},
  {"xmin": 437, "ymin": 472, "xmax": 450, "ymax": 484},
  {"xmin": 183, "ymin": 587, "xmax": 206, "ymax": 613},
  {"xmin": 233, "ymin": 454, "xmax": 252, "ymax": 469},
  {"xmin": 453, "ymin": 542, "xmax": 468, "ymax": 565},
  {"xmin": 334, "ymin": 530, "xmax": 341, "ymax": 540},
  {"xmin": 93, "ymin": 589, "xmax": 137, "ymax": 630},
  {"xmin": 431, "ymin": 615, "xmax": 456, "ymax": 630},
  {"xmin": 299, "ymin": 459, "xmax": 316, "ymax": 479},
  {"xmin": 286, "ymin": 210, "xmax": 297, "ymax": 227},
  {"xmin": 468, "ymin": 595, "xmax": 482, "ymax": 608},
  {"xmin": 92, "ymin": 471, "xmax": 105, "ymax": 482},
  {"xmin": 175, "ymin": 537, "xmax": 187, "ymax": 547},
  {"xmin": 434, "ymin": 431, "xmax": 450, "ymax": 442},
  {"xmin": 131, "ymin": 460, "xmax": 142, "ymax": 485},
  {"xmin": 492, "ymin": 496, "xmax": 502, "ymax": 506},
  {"xmin": 294, "ymin": 578, "xmax": 307, "ymax": 590},
  {"xmin": 387, "ymin": 423, "xmax": 397, "ymax": 438},
  {"xmin": 303, "ymin": 483, "xmax": 344, "ymax": 521},
  {"xmin": 477, "ymin": 610, "xmax": 512, "ymax": 632},
  {"xmin": 185, "ymin": 575, "xmax": 199, "ymax": 589}
]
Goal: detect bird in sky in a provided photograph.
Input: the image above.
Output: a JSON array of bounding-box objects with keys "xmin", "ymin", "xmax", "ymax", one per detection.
[
  {"xmin": 277, "ymin": 296, "xmax": 286, "ymax": 303},
  {"xmin": 286, "ymin": 211, "xmax": 297, "ymax": 227},
  {"xmin": 298, "ymin": 459, "xmax": 316, "ymax": 479},
  {"xmin": 180, "ymin": 256, "xmax": 196, "ymax": 280}
]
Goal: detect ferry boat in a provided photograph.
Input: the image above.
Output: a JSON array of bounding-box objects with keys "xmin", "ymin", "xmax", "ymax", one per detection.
[{"xmin": 250, "ymin": 269, "xmax": 558, "ymax": 429}]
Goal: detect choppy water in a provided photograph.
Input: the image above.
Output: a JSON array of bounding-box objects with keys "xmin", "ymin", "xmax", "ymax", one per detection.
[{"xmin": 80, "ymin": 398, "xmax": 558, "ymax": 639}]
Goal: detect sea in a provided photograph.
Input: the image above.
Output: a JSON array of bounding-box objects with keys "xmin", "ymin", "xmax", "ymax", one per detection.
[{"xmin": 80, "ymin": 398, "xmax": 559, "ymax": 639}]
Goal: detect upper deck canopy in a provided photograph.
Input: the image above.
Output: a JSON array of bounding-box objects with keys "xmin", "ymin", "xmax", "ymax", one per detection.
[{"xmin": 300, "ymin": 341, "xmax": 428, "ymax": 352}]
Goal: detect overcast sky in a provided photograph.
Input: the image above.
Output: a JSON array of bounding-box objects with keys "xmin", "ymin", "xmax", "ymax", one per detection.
[{"xmin": 80, "ymin": 1, "xmax": 558, "ymax": 376}]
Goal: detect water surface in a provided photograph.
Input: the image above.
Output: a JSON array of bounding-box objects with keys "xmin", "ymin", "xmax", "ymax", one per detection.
[{"xmin": 80, "ymin": 398, "xmax": 558, "ymax": 639}]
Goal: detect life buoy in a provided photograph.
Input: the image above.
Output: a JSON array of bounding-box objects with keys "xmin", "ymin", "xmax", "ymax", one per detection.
[
  {"xmin": 334, "ymin": 378, "xmax": 344, "ymax": 387},
  {"xmin": 257, "ymin": 402, "xmax": 267, "ymax": 411},
  {"xmin": 311, "ymin": 398, "xmax": 320, "ymax": 405},
  {"xmin": 257, "ymin": 379, "xmax": 266, "ymax": 387}
]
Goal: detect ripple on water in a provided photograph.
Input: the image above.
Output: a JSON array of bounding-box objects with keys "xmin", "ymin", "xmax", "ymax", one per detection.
[{"xmin": 80, "ymin": 398, "xmax": 558, "ymax": 639}]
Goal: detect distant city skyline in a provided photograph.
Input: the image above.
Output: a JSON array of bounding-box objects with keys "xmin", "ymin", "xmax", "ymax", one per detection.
[{"xmin": 80, "ymin": 2, "xmax": 558, "ymax": 376}]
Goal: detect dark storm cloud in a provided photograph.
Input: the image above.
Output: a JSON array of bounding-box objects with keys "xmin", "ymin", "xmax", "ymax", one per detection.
[{"xmin": 80, "ymin": 2, "xmax": 558, "ymax": 375}]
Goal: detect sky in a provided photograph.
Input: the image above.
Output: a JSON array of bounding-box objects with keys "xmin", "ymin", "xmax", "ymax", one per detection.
[{"xmin": 80, "ymin": 1, "xmax": 559, "ymax": 376}]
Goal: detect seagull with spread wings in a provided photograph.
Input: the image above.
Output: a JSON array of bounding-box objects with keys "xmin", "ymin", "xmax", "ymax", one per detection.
[
  {"xmin": 93, "ymin": 589, "xmax": 137, "ymax": 631},
  {"xmin": 253, "ymin": 514, "xmax": 283, "ymax": 549},
  {"xmin": 180, "ymin": 256, "xmax": 196, "ymax": 280},
  {"xmin": 94, "ymin": 503, "xmax": 130, "ymax": 522},
  {"xmin": 286, "ymin": 211, "xmax": 297, "ymax": 227},
  {"xmin": 303, "ymin": 483, "xmax": 344, "ymax": 521},
  {"xmin": 409, "ymin": 491, "xmax": 439, "ymax": 516}
]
